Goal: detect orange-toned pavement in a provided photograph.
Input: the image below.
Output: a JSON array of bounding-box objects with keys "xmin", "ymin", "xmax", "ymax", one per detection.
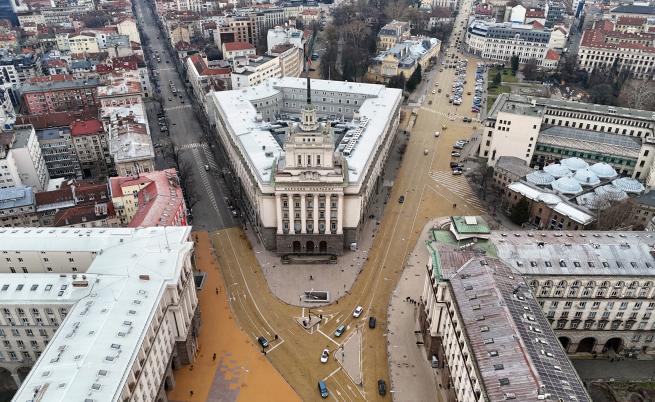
[{"xmin": 167, "ymin": 231, "xmax": 301, "ymax": 402}]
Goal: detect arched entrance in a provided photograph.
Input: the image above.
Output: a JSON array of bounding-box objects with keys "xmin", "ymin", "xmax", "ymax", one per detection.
[
  {"xmin": 576, "ymin": 337, "xmax": 597, "ymax": 353},
  {"xmin": 604, "ymin": 337, "xmax": 623, "ymax": 354},
  {"xmin": 292, "ymin": 241, "xmax": 301, "ymax": 253},
  {"xmin": 306, "ymin": 241, "xmax": 315, "ymax": 253},
  {"xmin": 319, "ymin": 241, "xmax": 327, "ymax": 253},
  {"xmin": 0, "ymin": 367, "xmax": 17, "ymax": 393},
  {"xmin": 558, "ymin": 336, "xmax": 571, "ymax": 352}
]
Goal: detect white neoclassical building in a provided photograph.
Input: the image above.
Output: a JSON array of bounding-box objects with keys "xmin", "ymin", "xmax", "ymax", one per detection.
[
  {"xmin": 2, "ymin": 227, "xmax": 198, "ymax": 402},
  {"xmin": 207, "ymin": 77, "xmax": 402, "ymax": 255}
]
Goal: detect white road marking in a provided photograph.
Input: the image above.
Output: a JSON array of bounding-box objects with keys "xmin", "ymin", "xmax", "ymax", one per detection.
[
  {"xmin": 318, "ymin": 329, "xmax": 341, "ymax": 347},
  {"xmin": 322, "ymin": 366, "xmax": 342, "ymax": 382},
  {"xmin": 224, "ymin": 230, "xmax": 278, "ymax": 334},
  {"xmin": 266, "ymin": 339, "xmax": 285, "ymax": 354}
]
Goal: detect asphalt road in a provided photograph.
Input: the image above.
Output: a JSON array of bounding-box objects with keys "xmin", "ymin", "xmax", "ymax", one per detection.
[
  {"xmin": 134, "ymin": 0, "xmax": 237, "ymax": 232},
  {"xmin": 204, "ymin": 1, "xmax": 488, "ymax": 401}
]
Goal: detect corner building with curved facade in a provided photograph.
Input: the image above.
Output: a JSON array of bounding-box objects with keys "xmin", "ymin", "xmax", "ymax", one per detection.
[{"xmin": 207, "ymin": 77, "xmax": 402, "ymax": 255}]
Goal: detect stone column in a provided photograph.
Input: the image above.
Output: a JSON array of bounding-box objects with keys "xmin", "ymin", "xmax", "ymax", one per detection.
[
  {"xmin": 11, "ymin": 372, "xmax": 21, "ymax": 388},
  {"xmin": 275, "ymin": 193, "xmax": 283, "ymax": 234},
  {"xmin": 288, "ymin": 194, "xmax": 295, "ymax": 234},
  {"xmin": 313, "ymin": 194, "xmax": 319, "ymax": 234},
  {"xmin": 337, "ymin": 193, "xmax": 344, "ymax": 235},
  {"xmin": 300, "ymin": 194, "xmax": 307, "ymax": 234},
  {"xmin": 325, "ymin": 194, "xmax": 331, "ymax": 234}
]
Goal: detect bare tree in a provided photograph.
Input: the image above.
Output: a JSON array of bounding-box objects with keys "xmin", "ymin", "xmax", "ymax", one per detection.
[
  {"xmin": 177, "ymin": 159, "xmax": 199, "ymax": 208},
  {"xmin": 619, "ymin": 80, "xmax": 655, "ymax": 111},
  {"xmin": 384, "ymin": 0, "xmax": 409, "ymax": 21},
  {"xmin": 594, "ymin": 197, "xmax": 637, "ymax": 230}
]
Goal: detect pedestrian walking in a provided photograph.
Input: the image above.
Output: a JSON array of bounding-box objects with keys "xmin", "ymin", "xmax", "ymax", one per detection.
[
  {"xmin": 215, "ymin": 287, "xmax": 219, "ymax": 294},
  {"xmin": 190, "ymin": 390, "xmax": 194, "ymax": 397},
  {"xmin": 212, "ymin": 353, "xmax": 216, "ymax": 361}
]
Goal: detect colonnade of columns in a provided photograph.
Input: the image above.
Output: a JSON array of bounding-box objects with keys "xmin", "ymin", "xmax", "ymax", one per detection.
[{"xmin": 275, "ymin": 192, "xmax": 343, "ymax": 235}]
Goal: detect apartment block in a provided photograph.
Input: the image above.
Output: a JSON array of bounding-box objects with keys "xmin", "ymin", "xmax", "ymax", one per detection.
[
  {"xmin": 20, "ymin": 76, "xmax": 99, "ymax": 115},
  {"xmin": 1, "ymin": 227, "xmax": 199, "ymax": 402}
]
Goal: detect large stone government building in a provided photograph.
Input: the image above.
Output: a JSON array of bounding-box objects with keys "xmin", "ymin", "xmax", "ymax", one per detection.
[
  {"xmin": 207, "ymin": 77, "xmax": 402, "ymax": 255},
  {"xmin": 420, "ymin": 217, "xmax": 655, "ymax": 401}
]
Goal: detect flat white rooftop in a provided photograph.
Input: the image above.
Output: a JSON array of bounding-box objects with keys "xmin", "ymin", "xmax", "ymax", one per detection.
[
  {"xmin": 7, "ymin": 227, "xmax": 193, "ymax": 402},
  {"xmin": 209, "ymin": 77, "xmax": 402, "ymax": 185}
]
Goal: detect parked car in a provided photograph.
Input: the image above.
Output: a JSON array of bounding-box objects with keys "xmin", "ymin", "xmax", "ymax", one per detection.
[
  {"xmin": 434, "ymin": 131, "xmax": 440, "ymax": 137},
  {"xmin": 320, "ymin": 348, "xmax": 329, "ymax": 363},
  {"xmin": 452, "ymin": 169, "xmax": 463, "ymax": 175},
  {"xmin": 353, "ymin": 306, "xmax": 363, "ymax": 318},
  {"xmin": 257, "ymin": 336, "xmax": 269, "ymax": 348},
  {"xmin": 318, "ymin": 381, "xmax": 329, "ymax": 398},
  {"xmin": 204, "ymin": 165, "xmax": 210, "ymax": 171},
  {"xmin": 334, "ymin": 324, "xmax": 346, "ymax": 337},
  {"xmin": 378, "ymin": 379, "xmax": 387, "ymax": 396},
  {"xmin": 451, "ymin": 151, "xmax": 461, "ymax": 157},
  {"xmin": 369, "ymin": 316, "xmax": 377, "ymax": 328},
  {"xmin": 398, "ymin": 195, "xmax": 405, "ymax": 204}
]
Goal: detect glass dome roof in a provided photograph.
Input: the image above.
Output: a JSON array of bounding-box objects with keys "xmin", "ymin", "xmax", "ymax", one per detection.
[
  {"xmin": 560, "ymin": 157, "xmax": 589, "ymax": 171},
  {"xmin": 594, "ymin": 185, "xmax": 628, "ymax": 201},
  {"xmin": 573, "ymin": 169, "xmax": 600, "ymax": 186},
  {"xmin": 526, "ymin": 170, "xmax": 555, "ymax": 186},
  {"xmin": 611, "ymin": 177, "xmax": 645, "ymax": 193},
  {"xmin": 543, "ymin": 163, "xmax": 572, "ymax": 178},
  {"xmin": 551, "ymin": 177, "xmax": 583, "ymax": 194},
  {"xmin": 589, "ymin": 162, "xmax": 618, "ymax": 179}
]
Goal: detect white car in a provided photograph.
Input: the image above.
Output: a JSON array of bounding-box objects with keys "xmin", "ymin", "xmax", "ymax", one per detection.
[
  {"xmin": 431, "ymin": 90, "xmax": 436, "ymax": 94},
  {"xmin": 353, "ymin": 306, "xmax": 363, "ymax": 318},
  {"xmin": 434, "ymin": 131, "xmax": 440, "ymax": 137},
  {"xmin": 320, "ymin": 348, "xmax": 329, "ymax": 363}
]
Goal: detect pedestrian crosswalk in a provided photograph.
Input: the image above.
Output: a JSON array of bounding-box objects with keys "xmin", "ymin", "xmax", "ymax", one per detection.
[
  {"xmin": 428, "ymin": 170, "xmax": 486, "ymax": 211},
  {"xmin": 164, "ymin": 104, "xmax": 192, "ymax": 112},
  {"xmin": 176, "ymin": 142, "xmax": 205, "ymax": 151},
  {"xmin": 419, "ymin": 106, "xmax": 481, "ymax": 123},
  {"xmin": 191, "ymin": 146, "xmax": 221, "ymax": 217},
  {"xmin": 202, "ymin": 144, "xmax": 219, "ymax": 170}
]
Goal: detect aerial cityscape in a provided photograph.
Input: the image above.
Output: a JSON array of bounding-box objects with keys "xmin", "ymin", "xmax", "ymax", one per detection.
[{"xmin": 0, "ymin": 0, "xmax": 653, "ymax": 400}]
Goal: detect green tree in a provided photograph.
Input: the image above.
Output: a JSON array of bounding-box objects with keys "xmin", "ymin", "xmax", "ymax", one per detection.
[
  {"xmin": 510, "ymin": 198, "xmax": 530, "ymax": 225},
  {"xmin": 492, "ymin": 71, "xmax": 501, "ymax": 87},
  {"xmin": 510, "ymin": 55, "xmax": 519, "ymax": 74},
  {"xmin": 406, "ymin": 64, "xmax": 422, "ymax": 91},
  {"xmin": 388, "ymin": 74, "xmax": 406, "ymax": 90}
]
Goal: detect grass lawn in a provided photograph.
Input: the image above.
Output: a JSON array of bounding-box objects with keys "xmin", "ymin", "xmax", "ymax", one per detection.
[
  {"xmin": 488, "ymin": 67, "xmax": 518, "ymax": 83},
  {"xmin": 487, "ymin": 85, "xmax": 511, "ymax": 96}
]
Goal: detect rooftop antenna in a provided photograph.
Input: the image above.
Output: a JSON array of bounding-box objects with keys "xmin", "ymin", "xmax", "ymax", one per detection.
[
  {"xmin": 163, "ymin": 226, "xmax": 170, "ymax": 251},
  {"xmin": 306, "ymin": 76, "xmax": 311, "ymax": 105}
]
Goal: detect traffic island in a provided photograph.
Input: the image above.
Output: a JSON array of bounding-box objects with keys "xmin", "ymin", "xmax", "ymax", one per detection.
[
  {"xmin": 335, "ymin": 326, "xmax": 363, "ymax": 386},
  {"xmin": 294, "ymin": 315, "xmax": 322, "ymax": 331}
]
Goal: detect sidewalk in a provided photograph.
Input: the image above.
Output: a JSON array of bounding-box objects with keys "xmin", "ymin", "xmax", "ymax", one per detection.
[
  {"xmin": 167, "ymin": 231, "xmax": 300, "ymax": 402},
  {"xmin": 386, "ymin": 219, "xmax": 442, "ymax": 401}
]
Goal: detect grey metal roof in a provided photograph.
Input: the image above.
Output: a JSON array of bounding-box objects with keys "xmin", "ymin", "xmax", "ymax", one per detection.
[
  {"xmin": 490, "ymin": 231, "xmax": 655, "ymax": 277},
  {"xmin": 611, "ymin": 5, "xmax": 655, "ymax": 15},
  {"xmin": 540, "ymin": 126, "xmax": 642, "ymax": 150},
  {"xmin": 445, "ymin": 255, "xmax": 590, "ymax": 402},
  {"xmin": 0, "ymin": 186, "xmax": 34, "ymax": 210}
]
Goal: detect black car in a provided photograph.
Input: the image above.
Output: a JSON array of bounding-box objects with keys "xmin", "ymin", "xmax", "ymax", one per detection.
[
  {"xmin": 257, "ymin": 336, "xmax": 269, "ymax": 348},
  {"xmin": 369, "ymin": 316, "xmax": 377, "ymax": 328},
  {"xmin": 378, "ymin": 379, "xmax": 387, "ymax": 396},
  {"xmin": 398, "ymin": 195, "xmax": 405, "ymax": 204}
]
